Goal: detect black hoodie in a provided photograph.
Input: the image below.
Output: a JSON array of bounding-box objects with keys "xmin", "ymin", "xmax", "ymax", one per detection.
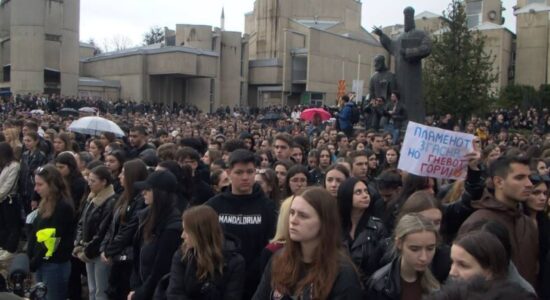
[{"xmin": 205, "ymin": 183, "xmax": 277, "ymax": 299}]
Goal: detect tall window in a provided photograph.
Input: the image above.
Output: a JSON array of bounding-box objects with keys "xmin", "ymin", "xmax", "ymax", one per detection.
[{"xmin": 466, "ymin": 0, "xmax": 482, "ymax": 28}]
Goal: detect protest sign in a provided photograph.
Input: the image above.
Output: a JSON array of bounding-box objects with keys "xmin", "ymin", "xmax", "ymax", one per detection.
[{"xmin": 398, "ymin": 122, "xmax": 475, "ymax": 180}]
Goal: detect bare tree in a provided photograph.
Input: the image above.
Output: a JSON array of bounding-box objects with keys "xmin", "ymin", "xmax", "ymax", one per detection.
[{"xmin": 101, "ymin": 35, "xmax": 133, "ymax": 53}]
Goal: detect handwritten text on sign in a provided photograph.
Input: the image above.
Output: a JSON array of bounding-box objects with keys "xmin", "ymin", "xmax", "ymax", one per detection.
[{"xmin": 398, "ymin": 122, "xmax": 474, "ymax": 180}]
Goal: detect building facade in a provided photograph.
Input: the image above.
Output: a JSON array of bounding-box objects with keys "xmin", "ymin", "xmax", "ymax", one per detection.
[
  {"xmin": 0, "ymin": 0, "xmax": 80, "ymax": 96},
  {"xmin": 245, "ymin": 0, "xmax": 384, "ymax": 107}
]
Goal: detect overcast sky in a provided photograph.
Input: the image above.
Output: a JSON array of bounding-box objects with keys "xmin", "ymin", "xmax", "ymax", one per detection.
[{"xmin": 80, "ymin": 0, "xmax": 517, "ymax": 48}]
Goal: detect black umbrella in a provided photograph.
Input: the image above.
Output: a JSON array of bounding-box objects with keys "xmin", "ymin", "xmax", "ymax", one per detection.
[
  {"xmin": 59, "ymin": 108, "xmax": 79, "ymax": 117},
  {"xmin": 259, "ymin": 113, "xmax": 284, "ymax": 123}
]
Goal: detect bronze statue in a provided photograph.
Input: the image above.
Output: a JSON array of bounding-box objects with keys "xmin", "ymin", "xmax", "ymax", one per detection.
[
  {"xmin": 373, "ymin": 6, "xmax": 432, "ymax": 123},
  {"xmin": 368, "ymin": 55, "xmax": 397, "ymax": 102}
]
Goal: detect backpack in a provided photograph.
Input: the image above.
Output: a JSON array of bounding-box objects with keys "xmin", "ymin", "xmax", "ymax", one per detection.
[{"xmin": 350, "ymin": 103, "xmax": 360, "ymax": 124}]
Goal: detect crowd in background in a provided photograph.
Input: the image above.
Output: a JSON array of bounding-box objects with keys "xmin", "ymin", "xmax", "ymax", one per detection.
[{"xmin": 0, "ymin": 93, "xmax": 547, "ymax": 300}]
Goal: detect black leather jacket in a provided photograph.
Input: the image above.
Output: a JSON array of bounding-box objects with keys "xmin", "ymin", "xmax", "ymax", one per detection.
[
  {"xmin": 101, "ymin": 194, "xmax": 146, "ymax": 261},
  {"xmin": 366, "ymin": 258, "xmax": 401, "ymax": 300},
  {"xmin": 344, "ymin": 215, "xmax": 387, "ymax": 280}
]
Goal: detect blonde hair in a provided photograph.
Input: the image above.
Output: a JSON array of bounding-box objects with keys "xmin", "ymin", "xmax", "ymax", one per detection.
[
  {"xmin": 270, "ymin": 196, "xmax": 292, "ymax": 243},
  {"xmin": 394, "ymin": 213, "xmax": 440, "ymax": 293},
  {"xmin": 3, "ymin": 128, "xmax": 21, "ymax": 149}
]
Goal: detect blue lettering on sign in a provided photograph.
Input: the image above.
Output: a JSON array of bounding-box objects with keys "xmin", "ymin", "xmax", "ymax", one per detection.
[
  {"xmin": 407, "ymin": 148, "xmax": 421, "ymax": 159},
  {"xmin": 413, "ymin": 126, "xmax": 472, "ymax": 149}
]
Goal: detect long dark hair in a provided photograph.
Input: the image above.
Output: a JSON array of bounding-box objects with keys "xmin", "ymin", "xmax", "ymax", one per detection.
[
  {"xmin": 0, "ymin": 142, "xmax": 15, "ymax": 169},
  {"xmin": 158, "ymin": 160, "xmax": 193, "ymax": 201},
  {"xmin": 337, "ymin": 177, "xmax": 369, "ymax": 234},
  {"xmin": 55, "ymin": 152, "xmax": 83, "ymax": 183},
  {"xmin": 36, "ymin": 165, "xmax": 73, "ymax": 218},
  {"xmin": 284, "ymin": 165, "xmax": 309, "ymax": 197},
  {"xmin": 143, "ymin": 179, "xmax": 178, "ymax": 242},
  {"xmin": 117, "ymin": 159, "xmax": 148, "ymax": 223},
  {"xmin": 453, "ymin": 231, "xmax": 508, "ymax": 280}
]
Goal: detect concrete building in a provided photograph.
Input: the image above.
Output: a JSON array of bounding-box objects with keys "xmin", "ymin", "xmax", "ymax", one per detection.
[
  {"xmin": 0, "ymin": 0, "xmax": 80, "ymax": 96},
  {"xmin": 244, "ymin": 0, "xmax": 384, "ymax": 107},
  {"xmin": 514, "ymin": 0, "xmax": 550, "ymax": 88},
  {"xmin": 80, "ymin": 26, "xmax": 249, "ymax": 112}
]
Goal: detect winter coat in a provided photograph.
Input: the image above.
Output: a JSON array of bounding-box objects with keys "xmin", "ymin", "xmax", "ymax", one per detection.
[
  {"xmin": 338, "ymin": 102, "xmax": 354, "ymax": 131},
  {"xmin": 27, "ymin": 199, "xmax": 75, "ymax": 271},
  {"xmin": 367, "ymin": 258, "xmax": 401, "ymax": 300},
  {"xmin": 130, "ymin": 207, "xmax": 182, "ymax": 300},
  {"xmin": 75, "ymin": 185, "xmax": 116, "ymax": 260},
  {"xmin": 161, "ymin": 235, "xmax": 245, "ymax": 300},
  {"xmin": 205, "ymin": 183, "xmax": 277, "ymax": 299},
  {"xmin": 345, "ymin": 215, "xmax": 387, "ymax": 280},
  {"xmin": 252, "ymin": 256, "xmax": 363, "ymax": 300},
  {"xmin": 0, "ymin": 161, "xmax": 20, "ymax": 202},
  {"xmin": 101, "ymin": 194, "xmax": 146, "ymax": 262},
  {"xmin": 459, "ymin": 190, "xmax": 539, "ymax": 286}
]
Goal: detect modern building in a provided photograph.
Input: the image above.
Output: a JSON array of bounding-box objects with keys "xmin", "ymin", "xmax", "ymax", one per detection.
[
  {"xmin": 244, "ymin": 0, "xmax": 384, "ymax": 107},
  {"xmin": 79, "ymin": 26, "xmax": 249, "ymax": 112},
  {"xmin": 0, "ymin": 0, "xmax": 80, "ymax": 96},
  {"xmin": 514, "ymin": 0, "xmax": 550, "ymax": 88}
]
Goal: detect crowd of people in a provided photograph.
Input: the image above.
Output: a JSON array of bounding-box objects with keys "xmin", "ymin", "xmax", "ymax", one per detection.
[{"xmin": 0, "ymin": 92, "xmax": 547, "ymax": 300}]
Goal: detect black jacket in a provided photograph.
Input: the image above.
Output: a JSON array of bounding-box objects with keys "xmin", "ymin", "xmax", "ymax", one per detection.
[
  {"xmin": 252, "ymin": 257, "xmax": 364, "ymax": 300},
  {"xmin": 205, "ymin": 183, "xmax": 277, "ymax": 299},
  {"xmin": 366, "ymin": 258, "xmax": 401, "ymax": 300},
  {"xmin": 131, "ymin": 207, "xmax": 182, "ymax": 300},
  {"xmin": 27, "ymin": 199, "xmax": 75, "ymax": 271},
  {"xmin": 101, "ymin": 194, "xmax": 146, "ymax": 261},
  {"xmin": 345, "ymin": 215, "xmax": 387, "ymax": 280},
  {"xmin": 190, "ymin": 177, "xmax": 215, "ymax": 206},
  {"xmin": 75, "ymin": 186, "xmax": 117, "ymax": 259},
  {"xmin": 160, "ymin": 235, "xmax": 245, "ymax": 300},
  {"xmin": 69, "ymin": 176, "xmax": 87, "ymax": 214}
]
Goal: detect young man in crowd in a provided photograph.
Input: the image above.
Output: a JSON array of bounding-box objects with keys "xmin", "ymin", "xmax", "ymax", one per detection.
[
  {"xmin": 206, "ymin": 149, "xmax": 277, "ymax": 299},
  {"xmin": 460, "ymin": 156, "xmax": 538, "ymax": 286}
]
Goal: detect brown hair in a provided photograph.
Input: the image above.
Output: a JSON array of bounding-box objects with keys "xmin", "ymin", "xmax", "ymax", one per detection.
[
  {"xmin": 36, "ymin": 164, "xmax": 73, "ymax": 218},
  {"xmin": 54, "ymin": 132, "xmax": 72, "ymax": 154},
  {"xmin": 397, "ymin": 190, "xmax": 442, "ymax": 222},
  {"xmin": 182, "ymin": 205, "xmax": 224, "ymax": 280},
  {"xmin": 453, "ymin": 231, "xmax": 508, "ymax": 280},
  {"xmin": 271, "ymin": 187, "xmax": 346, "ymax": 299},
  {"xmin": 116, "ymin": 159, "xmax": 148, "ymax": 223}
]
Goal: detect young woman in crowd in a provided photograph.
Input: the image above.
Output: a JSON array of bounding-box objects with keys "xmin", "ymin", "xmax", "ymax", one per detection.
[
  {"xmin": 88, "ymin": 139, "xmax": 105, "ymax": 161},
  {"xmin": 318, "ymin": 146, "xmax": 333, "ymax": 175},
  {"xmin": 395, "ymin": 191, "xmax": 451, "ymax": 283},
  {"xmin": 28, "ymin": 165, "xmax": 75, "ymax": 300},
  {"xmin": 0, "ymin": 142, "xmax": 22, "ymax": 259},
  {"xmin": 101, "ymin": 159, "xmax": 148, "ymax": 300},
  {"xmin": 156, "ymin": 160, "xmax": 193, "ymax": 212},
  {"xmin": 54, "ymin": 152, "xmax": 87, "ymax": 211},
  {"xmin": 74, "ymin": 166, "xmax": 117, "ymax": 300},
  {"xmin": 273, "ymin": 160, "xmax": 293, "ymax": 193},
  {"xmin": 54, "ymin": 152, "xmax": 88, "ymax": 300},
  {"xmin": 367, "ymin": 213, "xmax": 440, "ymax": 300},
  {"xmin": 255, "ymin": 168, "xmax": 281, "ymax": 204},
  {"xmin": 524, "ymin": 173, "xmax": 550, "ymax": 296},
  {"xmin": 324, "ymin": 164, "xmax": 350, "ymax": 198},
  {"xmin": 337, "ymin": 177, "xmax": 387, "ymax": 280},
  {"xmin": 161, "ymin": 205, "xmax": 245, "ymax": 299},
  {"xmin": 129, "ymin": 171, "xmax": 182, "ymax": 300},
  {"xmin": 3, "ymin": 127, "xmax": 22, "ymax": 160},
  {"xmin": 383, "ymin": 147, "xmax": 400, "ymax": 170},
  {"xmin": 22, "ymin": 131, "xmax": 49, "ymax": 210},
  {"xmin": 104, "ymin": 150, "xmax": 126, "ymax": 195},
  {"xmin": 449, "ymin": 231, "xmax": 509, "ymax": 281},
  {"xmin": 53, "ymin": 133, "xmax": 72, "ymax": 159},
  {"xmin": 259, "ymin": 197, "xmax": 292, "ymax": 272},
  {"xmin": 253, "ymin": 187, "xmax": 363, "ymax": 299},
  {"xmin": 211, "ymin": 169, "xmax": 230, "ymax": 194},
  {"xmin": 283, "ymin": 165, "xmax": 309, "ymax": 199}
]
